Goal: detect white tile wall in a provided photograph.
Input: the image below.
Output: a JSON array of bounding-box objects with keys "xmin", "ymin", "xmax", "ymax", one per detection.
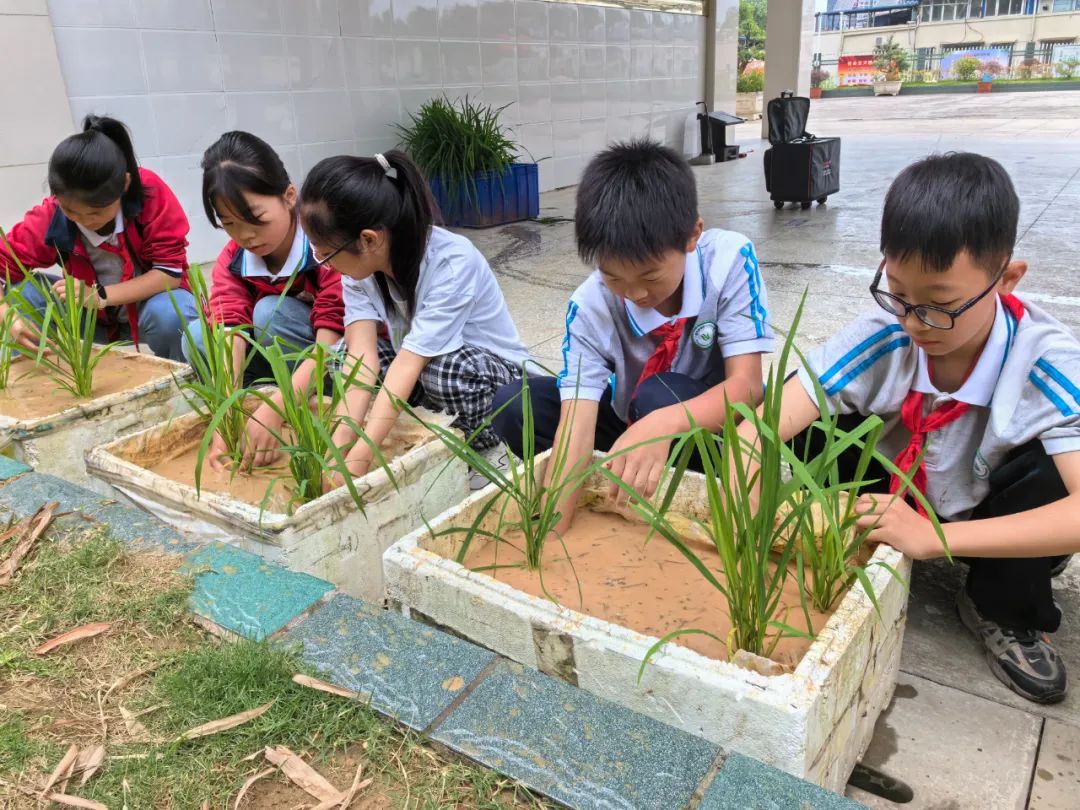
[{"xmin": 48, "ymin": 0, "xmax": 707, "ymax": 261}]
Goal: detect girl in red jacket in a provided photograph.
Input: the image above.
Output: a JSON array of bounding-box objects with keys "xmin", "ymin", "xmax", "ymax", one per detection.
[
  {"xmin": 0, "ymin": 115, "xmax": 195, "ymax": 360},
  {"xmin": 194, "ymin": 131, "xmax": 344, "ymax": 469}
]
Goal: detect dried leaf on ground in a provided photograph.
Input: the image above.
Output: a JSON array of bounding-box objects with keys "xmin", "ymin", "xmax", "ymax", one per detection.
[
  {"xmin": 45, "ymin": 794, "xmax": 109, "ymax": 809},
  {"xmin": 291, "ymin": 674, "xmax": 367, "ymax": 701},
  {"xmin": 232, "ymin": 766, "xmax": 276, "ymax": 809},
  {"xmin": 263, "ymin": 745, "xmax": 344, "ymax": 803},
  {"xmin": 175, "ymin": 701, "xmax": 273, "ymax": 742},
  {"xmin": 39, "ymin": 744, "xmax": 79, "ymax": 799},
  {"xmin": 75, "ymin": 745, "xmax": 106, "ymax": 786},
  {"xmin": 310, "ymin": 762, "xmax": 373, "ymax": 810},
  {"xmin": 32, "ymin": 622, "xmax": 112, "ymax": 656},
  {"xmin": 118, "ymin": 706, "xmax": 152, "ymax": 742},
  {"xmin": 0, "ymin": 502, "xmax": 57, "ymax": 586},
  {"xmin": 104, "ymin": 662, "xmax": 162, "ymax": 699}
]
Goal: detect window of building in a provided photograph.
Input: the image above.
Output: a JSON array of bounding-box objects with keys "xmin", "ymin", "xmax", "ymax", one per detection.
[{"xmin": 1052, "ymin": 0, "xmax": 1080, "ymax": 11}]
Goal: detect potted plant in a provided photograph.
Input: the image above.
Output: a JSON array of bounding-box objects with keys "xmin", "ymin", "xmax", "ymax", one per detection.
[
  {"xmin": 872, "ymin": 36, "xmax": 910, "ymax": 96},
  {"xmin": 736, "ymin": 69, "xmax": 765, "ymax": 118},
  {"xmin": 0, "ymin": 229, "xmax": 191, "ymax": 488},
  {"xmin": 85, "ymin": 335, "xmax": 467, "ymax": 601},
  {"xmin": 809, "ymin": 68, "xmax": 830, "ymax": 99},
  {"xmin": 396, "ymin": 96, "xmax": 539, "ymax": 229},
  {"xmin": 977, "ymin": 59, "xmax": 1005, "ymax": 92},
  {"xmin": 383, "ymin": 301, "xmax": 943, "ymax": 790}
]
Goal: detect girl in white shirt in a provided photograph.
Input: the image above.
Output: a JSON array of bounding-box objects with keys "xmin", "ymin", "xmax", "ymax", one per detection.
[{"xmin": 298, "ymin": 150, "xmax": 528, "ymax": 484}]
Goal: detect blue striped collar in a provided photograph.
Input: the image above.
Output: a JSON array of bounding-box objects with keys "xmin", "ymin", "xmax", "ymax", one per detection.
[
  {"xmin": 623, "ymin": 246, "xmax": 707, "ymax": 337},
  {"xmin": 912, "ymin": 295, "xmax": 1012, "ymax": 407}
]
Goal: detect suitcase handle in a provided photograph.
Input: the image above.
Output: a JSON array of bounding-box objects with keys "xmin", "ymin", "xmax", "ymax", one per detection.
[{"xmin": 780, "ymin": 90, "xmax": 795, "ymax": 98}]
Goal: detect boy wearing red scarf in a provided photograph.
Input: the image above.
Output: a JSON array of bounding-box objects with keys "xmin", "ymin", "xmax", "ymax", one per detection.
[
  {"xmin": 491, "ymin": 140, "xmax": 773, "ymax": 527},
  {"xmin": 768, "ymin": 152, "xmax": 1079, "ymax": 704}
]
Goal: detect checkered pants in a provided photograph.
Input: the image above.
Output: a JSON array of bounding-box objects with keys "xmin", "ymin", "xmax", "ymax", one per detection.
[{"xmin": 375, "ymin": 340, "xmax": 521, "ymax": 449}]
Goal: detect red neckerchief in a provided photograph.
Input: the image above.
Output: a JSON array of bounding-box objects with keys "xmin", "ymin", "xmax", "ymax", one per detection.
[
  {"xmin": 94, "ymin": 231, "xmax": 141, "ymax": 348},
  {"xmin": 890, "ymin": 293, "xmax": 1026, "ymax": 514},
  {"xmin": 631, "ymin": 317, "xmax": 689, "ymax": 410}
]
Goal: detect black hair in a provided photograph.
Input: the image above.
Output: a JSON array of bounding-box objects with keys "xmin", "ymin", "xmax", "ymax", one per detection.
[
  {"xmin": 48, "ymin": 115, "xmax": 144, "ymax": 209},
  {"xmin": 575, "ymin": 138, "xmax": 699, "ymax": 265},
  {"xmin": 300, "ymin": 150, "xmax": 434, "ymax": 317},
  {"xmin": 881, "ymin": 152, "xmax": 1019, "ymax": 274},
  {"xmin": 201, "ymin": 130, "xmax": 292, "ymax": 228}
]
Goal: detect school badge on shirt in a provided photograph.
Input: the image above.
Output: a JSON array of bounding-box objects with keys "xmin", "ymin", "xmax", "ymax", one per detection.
[{"xmin": 692, "ymin": 320, "xmax": 716, "ymax": 349}]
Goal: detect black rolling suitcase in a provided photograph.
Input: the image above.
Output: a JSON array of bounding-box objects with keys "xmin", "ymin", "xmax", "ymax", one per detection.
[{"xmin": 763, "ymin": 91, "xmax": 840, "ymax": 209}]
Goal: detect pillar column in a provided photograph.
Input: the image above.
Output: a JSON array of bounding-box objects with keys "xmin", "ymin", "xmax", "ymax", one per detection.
[{"xmin": 761, "ymin": 0, "xmax": 816, "ymax": 138}]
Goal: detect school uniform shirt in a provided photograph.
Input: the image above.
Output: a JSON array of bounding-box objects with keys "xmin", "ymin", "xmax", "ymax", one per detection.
[
  {"xmin": 798, "ymin": 295, "xmax": 1080, "ymax": 521},
  {"xmin": 557, "ymin": 228, "xmax": 774, "ymax": 423},
  {"xmin": 208, "ymin": 226, "xmax": 344, "ymax": 333},
  {"xmin": 342, "ymin": 226, "xmax": 529, "ymax": 367}
]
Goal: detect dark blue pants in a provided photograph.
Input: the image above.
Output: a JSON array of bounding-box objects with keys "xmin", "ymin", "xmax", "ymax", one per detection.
[
  {"xmin": 794, "ymin": 416, "xmax": 1068, "ymax": 632},
  {"xmin": 490, "ymin": 372, "xmax": 709, "ymax": 457}
]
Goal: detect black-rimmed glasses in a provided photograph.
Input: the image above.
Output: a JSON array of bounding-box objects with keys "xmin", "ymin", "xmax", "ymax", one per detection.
[
  {"xmin": 869, "ymin": 258, "xmax": 1006, "ymax": 330},
  {"xmin": 312, "ymin": 240, "xmax": 353, "ymax": 268}
]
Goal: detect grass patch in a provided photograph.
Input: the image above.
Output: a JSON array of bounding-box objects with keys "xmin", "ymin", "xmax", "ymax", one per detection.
[{"xmin": 0, "ymin": 518, "xmax": 551, "ymax": 808}]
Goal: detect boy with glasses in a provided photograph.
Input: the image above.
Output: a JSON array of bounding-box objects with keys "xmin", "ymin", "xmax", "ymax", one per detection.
[{"xmin": 750, "ymin": 152, "xmax": 1080, "ymax": 704}]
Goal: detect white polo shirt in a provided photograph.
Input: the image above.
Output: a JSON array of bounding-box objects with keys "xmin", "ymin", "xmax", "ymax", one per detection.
[
  {"xmin": 557, "ymin": 228, "xmax": 774, "ymax": 422},
  {"xmin": 241, "ymin": 227, "xmax": 309, "ymax": 281},
  {"xmin": 343, "ymin": 226, "xmax": 529, "ymax": 368},
  {"xmin": 799, "ymin": 295, "xmax": 1080, "ymax": 520},
  {"xmin": 75, "ymin": 211, "xmax": 126, "ymax": 287}
]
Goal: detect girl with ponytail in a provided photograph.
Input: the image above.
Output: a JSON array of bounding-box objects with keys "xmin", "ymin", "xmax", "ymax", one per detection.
[
  {"xmin": 295, "ymin": 150, "xmax": 528, "ymax": 490},
  {"xmin": 0, "ymin": 115, "xmax": 196, "ymax": 360}
]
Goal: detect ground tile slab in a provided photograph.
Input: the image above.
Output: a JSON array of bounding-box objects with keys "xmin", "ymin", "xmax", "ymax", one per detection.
[
  {"xmin": 1028, "ymin": 720, "xmax": 1080, "ymax": 810},
  {"xmin": 700, "ymin": 753, "xmax": 863, "ymax": 810},
  {"xmin": 0, "ymin": 455, "xmax": 31, "ymax": 480},
  {"xmin": 431, "ymin": 660, "xmax": 719, "ymax": 810},
  {"xmin": 278, "ymin": 594, "xmax": 496, "ymax": 731},
  {"xmin": 901, "ymin": 558, "xmax": 1080, "ymax": 727},
  {"xmin": 0, "ymin": 471, "xmax": 111, "ymax": 516},
  {"xmin": 183, "ymin": 542, "xmax": 334, "ymax": 641},
  {"xmin": 844, "ymin": 672, "xmax": 1040, "ymax": 810}
]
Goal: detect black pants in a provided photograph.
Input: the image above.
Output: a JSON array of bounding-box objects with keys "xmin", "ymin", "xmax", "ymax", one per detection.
[
  {"xmin": 490, "ymin": 372, "xmax": 708, "ymax": 456},
  {"xmin": 794, "ymin": 414, "xmax": 1068, "ymax": 632}
]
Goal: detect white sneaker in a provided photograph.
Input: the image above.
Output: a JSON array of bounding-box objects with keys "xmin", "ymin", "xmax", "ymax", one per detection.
[{"xmin": 469, "ymin": 445, "xmax": 512, "ymax": 492}]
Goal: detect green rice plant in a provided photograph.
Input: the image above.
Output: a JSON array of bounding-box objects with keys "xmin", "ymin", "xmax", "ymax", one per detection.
[
  {"xmin": 409, "ymin": 370, "xmax": 604, "ymax": 595},
  {"xmin": 0, "ymin": 228, "xmax": 119, "ymax": 400},
  {"xmin": 197, "ymin": 338, "xmax": 392, "ymax": 514},
  {"xmin": 602, "ymin": 295, "xmax": 946, "ymax": 667},
  {"xmin": 171, "ymin": 264, "xmax": 250, "ymax": 460},
  {"xmin": 395, "ymin": 95, "xmax": 520, "ymax": 212},
  {"xmin": 0, "ymin": 307, "xmax": 17, "ymax": 390}
]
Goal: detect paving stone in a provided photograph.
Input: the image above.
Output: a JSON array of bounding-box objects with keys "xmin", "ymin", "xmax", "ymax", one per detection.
[
  {"xmin": 1028, "ymin": 720, "xmax": 1080, "ymax": 810},
  {"xmin": 700, "ymin": 753, "xmax": 862, "ymax": 810},
  {"xmin": 0, "ymin": 455, "xmax": 31, "ymax": 480},
  {"xmin": 184, "ymin": 542, "xmax": 334, "ymax": 641},
  {"xmin": 92, "ymin": 503, "xmax": 198, "ymax": 554},
  {"xmin": 843, "ymin": 672, "xmax": 1040, "ymax": 810},
  {"xmin": 431, "ymin": 660, "xmax": 718, "ymax": 810},
  {"xmin": 0, "ymin": 472, "xmax": 109, "ymax": 517},
  {"xmin": 278, "ymin": 594, "xmax": 496, "ymax": 731},
  {"xmin": 901, "ymin": 558, "xmax": 1080, "ymax": 727}
]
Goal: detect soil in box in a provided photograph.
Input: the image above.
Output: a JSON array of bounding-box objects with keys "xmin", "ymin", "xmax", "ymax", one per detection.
[
  {"xmin": 88, "ymin": 408, "xmax": 468, "ymax": 601},
  {"xmin": 0, "ymin": 351, "xmax": 189, "ymax": 487},
  {"xmin": 466, "ymin": 507, "xmax": 834, "ymax": 668},
  {"xmin": 144, "ymin": 421, "xmax": 432, "ymax": 515}
]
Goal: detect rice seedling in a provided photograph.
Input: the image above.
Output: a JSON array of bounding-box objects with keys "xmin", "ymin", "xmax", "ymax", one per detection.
[
  {"xmin": 197, "ymin": 338, "xmax": 391, "ymax": 514},
  {"xmin": 0, "ymin": 307, "xmax": 17, "ymax": 390},
  {"xmin": 171, "ymin": 264, "xmax": 250, "ymax": 461},
  {"xmin": 409, "ymin": 372, "xmax": 603, "ymax": 589},
  {"xmin": 602, "ymin": 295, "xmax": 946, "ymax": 667}
]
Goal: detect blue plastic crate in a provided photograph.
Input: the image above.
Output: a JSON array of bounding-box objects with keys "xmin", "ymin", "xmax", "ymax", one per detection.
[{"xmin": 430, "ymin": 162, "xmax": 540, "ymax": 228}]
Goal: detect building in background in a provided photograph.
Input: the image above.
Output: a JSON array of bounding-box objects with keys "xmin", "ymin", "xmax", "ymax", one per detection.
[{"xmin": 813, "ymin": 0, "xmax": 1080, "ymax": 83}]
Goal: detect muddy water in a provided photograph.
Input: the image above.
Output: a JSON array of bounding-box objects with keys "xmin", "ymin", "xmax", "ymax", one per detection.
[
  {"xmin": 147, "ymin": 425, "xmax": 427, "ymax": 513},
  {"xmin": 463, "ymin": 509, "xmax": 835, "ymax": 668},
  {"xmin": 0, "ymin": 353, "xmax": 171, "ymax": 420}
]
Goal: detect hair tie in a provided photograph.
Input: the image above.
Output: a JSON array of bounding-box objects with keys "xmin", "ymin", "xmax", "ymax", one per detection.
[{"xmin": 374, "ymin": 153, "xmax": 398, "ymax": 180}]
